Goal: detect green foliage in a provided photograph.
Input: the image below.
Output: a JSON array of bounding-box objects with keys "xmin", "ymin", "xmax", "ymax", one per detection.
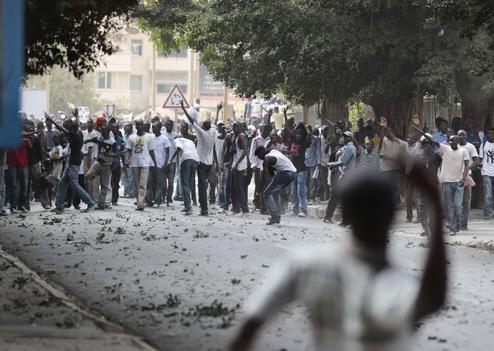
[
  {"xmin": 137, "ymin": 0, "xmax": 494, "ymax": 126},
  {"xmin": 25, "ymin": 0, "xmax": 139, "ymax": 78}
]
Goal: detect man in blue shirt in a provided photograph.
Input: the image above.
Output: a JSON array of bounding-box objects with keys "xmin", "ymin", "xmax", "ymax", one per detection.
[{"xmin": 432, "ymin": 118, "xmax": 448, "ymax": 145}]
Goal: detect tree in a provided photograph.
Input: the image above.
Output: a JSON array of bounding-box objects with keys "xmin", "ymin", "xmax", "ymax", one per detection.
[
  {"xmin": 137, "ymin": 0, "xmax": 491, "ymax": 132},
  {"xmin": 25, "ymin": 0, "xmax": 139, "ymax": 78},
  {"xmin": 420, "ymin": 0, "xmax": 494, "ymax": 128}
]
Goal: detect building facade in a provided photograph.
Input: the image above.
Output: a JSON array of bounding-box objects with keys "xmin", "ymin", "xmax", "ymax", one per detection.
[{"xmin": 94, "ymin": 25, "xmax": 226, "ymax": 113}]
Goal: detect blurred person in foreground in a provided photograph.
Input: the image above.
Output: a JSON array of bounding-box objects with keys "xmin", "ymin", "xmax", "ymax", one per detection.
[{"xmin": 228, "ymin": 159, "xmax": 447, "ymax": 351}]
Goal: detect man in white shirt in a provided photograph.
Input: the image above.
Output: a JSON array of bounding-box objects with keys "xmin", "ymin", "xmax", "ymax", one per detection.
[
  {"xmin": 145, "ymin": 122, "xmax": 171, "ymax": 208},
  {"xmin": 125, "ymin": 120, "xmax": 157, "ymax": 211},
  {"xmin": 479, "ymin": 128, "xmax": 494, "ymax": 220},
  {"xmin": 171, "ymin": 135, "xmax": 199, "ymax": 216},
  {"xmin": 421, "ymin": 132, "xmax": 469, "ymax": 235},
  {"xmin": 84, "ymin": 124, "xmax": 118, "ymax": 210},
  {"xmin": 254, "ymin": 146, "xmax": 297, "ymax": 225},
  {"xmin": 250, "ymin": 125, "xmax": 272, "ymax": 212},
  {"xmin": 182, "ymin": 102, "xmax": 215, "ymax": 215},
  {"xmin": 229, "ymin": 166, "xmax": 447, "ymax": 351},
  {"xmin": 82, "ymin": 119, "xmax": 100, "ymax": 201},
  {"xmin": 458, "ymin": 129, "xmax": 480, "ymax": 229}
]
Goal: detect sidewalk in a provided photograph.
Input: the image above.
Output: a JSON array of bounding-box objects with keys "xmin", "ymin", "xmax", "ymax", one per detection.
[
  {"xmin": 0, "ymin": 248, "xmax": 157, "ymax": 351},
  {"xmin": 307, "ymin": 204, "xmax": 494, "ymax": 252}
]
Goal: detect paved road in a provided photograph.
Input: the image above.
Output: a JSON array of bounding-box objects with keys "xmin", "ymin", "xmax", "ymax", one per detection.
[{"xmin": 0, "ymin": 200, "xmax": 493, "ymax": 350}]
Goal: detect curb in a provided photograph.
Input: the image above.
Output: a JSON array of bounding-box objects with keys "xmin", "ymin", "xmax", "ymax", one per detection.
[
  {"xmin": 306, "ymin": 205, "xmax": 494, "ymax": 253},
  {"xmin": 0, "ymin": 247, "xmax": 158, "ymax": 351}
]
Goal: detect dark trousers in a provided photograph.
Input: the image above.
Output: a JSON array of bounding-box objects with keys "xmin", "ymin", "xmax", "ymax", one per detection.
[
  {"xmin": 325, "ymin": 172, "xmax": 340, "ymax": 220},
  {"xmin": 208, "ymin": 167, "xmax": 218, "ymax": 204},
  {"xmin": 253, "ymin": 167, "xmax": 263, "ymax": 210},
  {"xmin": 265, "ymin": 171, "xmax": 297, "ymax": 218},
  {"xmin": 8, "ymin": 166, "xmax": 29, "ymax": 210},
  {"xmin": 111, "ymin": 163, "xmax": 121, "ymax": 204},
  {"xmin": 71, "ymin": 174, "xmax": 86, "ymax": 208},
  {"xmin": 180, "ymin": 159, "xmax": 198, "ymax": 211},
  {"xmin": 145, "ymin": 166, "xmax": 164, "ymax": 206},
  {"xmin": 163, "ymin": 163, "xmax": 176, "ymax": 203},
  {"xmin": 405, "ymin": 177, "xmax": 419, "ymax": 221},
  {"xmin": 318, "ymin": 165, "xmax": 330, "ymax": 201},
  {"xmin": 384, "ymin": 169, "xmax": 401, "ymax": 207},
  {"xmin": 197, "ymin": 163, "xmax": 212, "ymax": 212},
  {"xmin": 232, "ymin": 169, "xmax": 248, "ymax": 213}
]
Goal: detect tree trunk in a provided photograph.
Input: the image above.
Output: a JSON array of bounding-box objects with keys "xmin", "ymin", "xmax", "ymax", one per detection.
[
  {"xmin": 371, "ymin": 97, "xmax": 423, "ymax": 138},
  {"xmin": 455, "ymin": 70, "xmax": 494, "ymax": 130},
  {"xmin": 320, "ymin": 97, "xmax": 348, "ymax": 126}
]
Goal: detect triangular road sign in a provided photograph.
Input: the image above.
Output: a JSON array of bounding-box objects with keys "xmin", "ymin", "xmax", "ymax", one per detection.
[{"xmin": 162, "ymin": 84, "xmax": 190, "ymax": 109}]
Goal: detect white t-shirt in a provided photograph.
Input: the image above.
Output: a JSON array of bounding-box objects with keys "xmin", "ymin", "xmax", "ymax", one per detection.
[
  {"xmin": 249, "ymin": 135, "xmax": 270, "ymax": 169},
  {"xmin": 266, "ymin": 149, "xmax": 296, "ymax": 173},
  {"xmin": 174, "ymin": 137, "xmax": 199, "ymax": 163},
  {"xmin": 480, "ymin": 141, "xmax": 494, "ymax": 176},
  {"xmin": 149, "ymin": 134, "xmax": 171, "ymax": 167},
  {"xmin": 194, "ymin": 123, "xmax": 216, "ymax": 165},
  {"xmin": 245, "ymin": 243, "xmax": 419, "ymax": 351},
  {"xmin": 126, "ymin": 133, "xmax": 156, "ymax": 168},
  {"xmin": 233, "ymin": 134, "xmax": 248, "ymax": 171},
  {"xmin": 82, "ymin": 130, "xmax": 100, "ymax": 160},
  {"xmin": 438, "ymin": 143, "xmax": 470, "ymax": 183}
]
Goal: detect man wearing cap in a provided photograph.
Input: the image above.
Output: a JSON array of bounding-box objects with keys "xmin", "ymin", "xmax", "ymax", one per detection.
[
  {"xmin": 324, "ymin": 130, "xmax": 356, "ymax": 223},
  {"xmin": 418, "ymin": 133, "xmax": 442, "ymax": 236},
  {"xmin": 416, "ymin": 128, "xmax": 470, "ymax": 235}
]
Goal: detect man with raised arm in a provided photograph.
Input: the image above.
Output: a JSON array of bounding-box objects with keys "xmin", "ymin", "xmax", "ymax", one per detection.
[
  {"xmin": 45, "ymin": 114, "xmax": 96, "ymax": 214},
  {"xmin": 181, "ymin": 101, "xmax": 216, "ymax": 216},
  {"xmin": 228, "ymin": 158, "xmax": 447, "ymax": 351},
  {"xmin": 417, "ymin": 127, "xmax": 470, "ymax": 235}
]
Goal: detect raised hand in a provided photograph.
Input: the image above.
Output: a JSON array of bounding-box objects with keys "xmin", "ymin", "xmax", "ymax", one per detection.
[{"xmin": 378, "ymin": 116, "xmax": 388, "ymax": 128}]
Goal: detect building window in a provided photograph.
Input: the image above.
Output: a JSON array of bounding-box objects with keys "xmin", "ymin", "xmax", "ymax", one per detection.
[
  {"xmin": 131, "ymin": 39, "xmax": 143, "ymax": 56},
  {"xmin": 129, "ymin": 75, "xmax": 142, "ymax": 92},
  {"xmin": 157, "ymin": 83, "xmax": 172, "ymax": 94},
  {"xmin": 156, "ymin": 83, "xmax": 187, "ymax": 94},
  {"xmin": 98, "ymin": 72, "xmax": 112, "ymax": 89},
  {"xmin": 157, "ymin": 49, "xmax": 188, "ymax": 58}
]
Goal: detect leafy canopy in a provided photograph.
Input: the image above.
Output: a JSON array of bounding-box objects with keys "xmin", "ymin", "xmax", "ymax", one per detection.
[{"xmin": 25, "ymin": 0, "xmax": 139, "ymax": 78}]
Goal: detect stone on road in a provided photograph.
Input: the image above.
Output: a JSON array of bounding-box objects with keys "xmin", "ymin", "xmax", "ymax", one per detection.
[{"xmin": 0, "ymin": 199, "xmax": 493, "ymax": 350}]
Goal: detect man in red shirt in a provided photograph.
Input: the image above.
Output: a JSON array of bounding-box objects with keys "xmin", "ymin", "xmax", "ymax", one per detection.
[{"xmin": 6, "ymin": 132, "xmax": 31, "ymax": 213}]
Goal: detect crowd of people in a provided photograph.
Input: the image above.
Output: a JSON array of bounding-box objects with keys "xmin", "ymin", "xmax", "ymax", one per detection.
[{"xmin": 1, "ymin": 103, "xmax": 493, "ymax": 233}]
